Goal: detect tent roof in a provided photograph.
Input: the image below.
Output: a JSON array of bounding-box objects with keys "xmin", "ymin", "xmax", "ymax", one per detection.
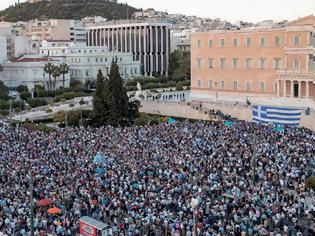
[{"xmin": 79, "ymin": 216, "xmax": 109, "ymax": 230}]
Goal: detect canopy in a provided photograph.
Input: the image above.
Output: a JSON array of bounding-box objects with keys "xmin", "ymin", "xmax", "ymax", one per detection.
[
  {"xmin": 36, "ymin": 198, "xmax": 53, "ymax": 207},
  {"xmin": 168, "ymin": 117, "xmax": 176, "ymax": 124},
  {"xmin": 47, "ymin": 207, "xmax": 61, "ymax": 214},
  {"xmin": 93, "ymin": 152, "xmax": 106, "ymax": 164}
]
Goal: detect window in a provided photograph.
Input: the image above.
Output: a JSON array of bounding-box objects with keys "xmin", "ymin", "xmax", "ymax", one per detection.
[
  {"xmin": 274, "ymin": 58, "xmax": 281, "ymax": 69},
  {"xmin": 220, "ymin": 58, "xmax": 226, "ymax": 69},
  {"xmin": 197, "ymin": 80, "xmax": 202, "ymax": 88},
  {"xmin": 246, "ymin": 81, "xmax": 251, "ymax": 91},
  {"xmin": 96, "ymin": 58, "xmax": 98, "ymax": 63},
  {"xmin": 233, "ymin": 58, "xmax": 239, "ymax": 69},
  {"xmin": 208, "ymin": 80, "xmax": 213, "ymax": 88},
  {"xmin": 246, "ymin": 38, "xmax": 252, "ymax": 47},
  {"xmin": 208, "ymin": 39, "xmax": 212, "ymax": 47},
  {"xmin": 293, "ymin": 59, "xmax": 300, "ymax": 70},
  {"xmin": 208, "ymin": 58, "xmax": 213, "ymax": 69},
  {"xmin": 197, "ymin": 40, "xmax": 202, "ymax": 48},
  {"xmin": 246, "ymin": 58, "xmax": 252, "ymax": 69},
  {"xmin": 220, "ymin": 81, "xmax": 225, "ymax": 89},
  {"xmin": 260, "ymin": 37, "xmax": 266, "ymax": 47},
  {"xmin": 85, "ymin": 70, "xmax": 89, "ymax": 76},
  {"xmin": 294, "ymin": 35, "xmax": 301, "ymax": 46},
  {"xmin": 233, "ymin": 81, "xmax": 238, "ymax": 90},
  {"xmin": 220, "ymin": 39, "xmax": 225, "ymax": 48},
  {"xmin": 197, "ymin": 58, "xmax": 202, "ymax": 69},
  {"xmin": 259, "ymin": 58, "xmax": 266, "ymax": 69},
  {"xmin": 233, "ymin": 38, "xmax": 238, "ymax": 47},
  {"xmin": 260, "ymin": 82, "xmax": 265, "ymax": 92},
  {"xmin": 275, "ymin": 36, "xmax": 281, "ymax": 47}
]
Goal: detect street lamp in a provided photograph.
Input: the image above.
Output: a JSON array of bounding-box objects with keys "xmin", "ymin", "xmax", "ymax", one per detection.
[
  {"xmin": 214, "ymin": 82, "xmax": 219, "ymax": 100},
  {"xmin": 191, "ymin": 198, "xmax": 199, "ymax": 236},
  {"xmin": 79, "ymin": 98, "xmax": 85, "ymax": 127},
  {"xmin": 29, "ymin": 169, "xmax": 34, "ymax": 236}
]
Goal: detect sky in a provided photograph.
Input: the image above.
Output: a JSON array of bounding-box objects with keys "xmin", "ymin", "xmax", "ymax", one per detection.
[{"xmin": 1, "ymin": 0, "xmax": 315, "ymax": 23}]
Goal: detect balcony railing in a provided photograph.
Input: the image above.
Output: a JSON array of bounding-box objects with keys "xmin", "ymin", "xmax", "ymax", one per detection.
[{"xmin": 277, "ymin": 69, "xmax": 315, "ymax": 80}]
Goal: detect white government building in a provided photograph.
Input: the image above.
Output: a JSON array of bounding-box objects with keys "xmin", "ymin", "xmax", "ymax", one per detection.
[
  {"xmin": 0, "ymin": 40, "xmax": 141, "ymax": 90},
  {"xmin": 1, "ymin": 56, "xmax": 69, "ymax": 91},
  {"xmin": 39, "ymin": 40, "xmax": 141, "ymax": 82}
]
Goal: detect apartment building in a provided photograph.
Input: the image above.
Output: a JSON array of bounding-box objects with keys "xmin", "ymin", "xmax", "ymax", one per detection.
[
  {"xmin": 191, "ymin": 15, "xmax": 315, "ymax": 100},
  {"xmin": 87, "ymin": 20, "xmax": 170, "ymax": 76}
]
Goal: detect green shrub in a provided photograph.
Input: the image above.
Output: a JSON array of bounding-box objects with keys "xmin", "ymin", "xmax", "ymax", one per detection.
[
  {"xmin": 62, "ymin": 92, "xmax": 76, "ymax": 100},
  {"xmin": 176, "ymin": 81, "xmax": 184, "ymax": 91},
  {"xmin": 134, "ymin": 117, "xmax": 147, "ymax": 126},
  {"xmin": 53, "ymin": 95, "xmax": 62, "ymax": 103},
  {"xmin": 20, "ymin": 92, "xmax": 31, "ymax": 100},
  {"xmin": 46, "ymin": 108, "xmax": 53, "ymax": 113},
  {"xmin": 26, "ymin": 98, "xmax": 47, "ymax": 108},
  {"xmin": 0, "ymin": 100, "xmax": 9, "ymax": 110},
  {"xmin": 305, "ymin": 176, "xmax": 315, "ymax": 190},
  {"xmin": 0, "ymin": 110, "xmax": 9, "ymax": 116},
  {"xmin": 16, "ymin": 85, "xmax": 29, "ymax": 93}
]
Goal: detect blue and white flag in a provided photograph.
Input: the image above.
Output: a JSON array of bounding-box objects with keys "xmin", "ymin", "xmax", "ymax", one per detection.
[{"xmin": 252, "ymin": 105, "xmax": 302, "ymax": 126}]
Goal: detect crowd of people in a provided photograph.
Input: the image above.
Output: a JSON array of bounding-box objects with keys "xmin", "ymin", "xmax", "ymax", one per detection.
[{"xmin": 0, "ymin": 120, "xmax": 315, "ymax": 235}]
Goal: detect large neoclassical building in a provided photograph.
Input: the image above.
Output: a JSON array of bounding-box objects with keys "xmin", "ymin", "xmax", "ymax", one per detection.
[{"xmin": 191, "ymin": 15, "xmax": 315, "ymax": 100}]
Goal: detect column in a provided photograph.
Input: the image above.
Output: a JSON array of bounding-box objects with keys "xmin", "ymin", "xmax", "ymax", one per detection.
[
  {"xmin": 134, "ymin": 27, "xmax": 137, "ymax": 54},
  {"xmin": 143, "ymin": 27, "xmax": 147, "ymax": 75},
  {"xmin": 111, "ymin": 29, "xmax": 114, "ymax": 51},
  {"xmin": 155, "ymin": 26, "xmax": 159, "ymax": 74},
  {"xmin": 116, "ymin": 28, "xmax": 119, "ymax": 51},
  {"xmin": 87, "ymin": 30, "xmax": 90, "ymax": 46},
  {"xmin": 103, "ymin": 29, "xmax": 106, "ymax": 47},
  {"xmin": 290, "ymin": 80, "xmax": 294, "ymax": 98},
  {"xmin": 129, "ymin": 27, "xmax": 132, "ymax": 53},
  {"xmin": 165, "ymin": 27, "xmax": 169, "ymax": 76},
  {"xmin": 277, "ymin": 80, "xmax": 280, "ymax": 97},
  {"xmin": 150, "ymin": 26, "xmax": 153, "ymax": 76},
  {"xmin": 125, "ymin": 27, "xmax": 127, "ymax": 53},
  {"xmin": 306, "ymin": 81, "xmax": 310, "ymax": 99},
  {"xmin": 120, "ymin": 28, "xmax": 123, "ymax": 51},
  {"xmin": 161, "ymin": 27, "xmax": 164, "ymax": 75},
  {"xmin": 298, "ymin": 81, "xmax": 302, "ymax": 98},
  {"xmin": 283, "ymin": 80, "xmax": 287, "ymax": 97},
  {"xmin": 91, "ymin": 30, "xmax": 94, "ymax": 46},
  {"xmin": 107, "ymin": 29, "xmax": 110, "ymax": 49}
]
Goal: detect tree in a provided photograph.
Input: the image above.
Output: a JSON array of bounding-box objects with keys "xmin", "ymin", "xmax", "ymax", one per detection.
[
  {"xmin": 92, "ymin": 61, "xmax": 139, "ymax": 127},
  {"xmin": 92, "ymin": 70, "xmax": 111, "ymax": 127},
  {"xmin": 52, "ymin": 65, "xmax": 61, "ymax": 90},
  {"xmin": 176, "ymin": 81, "xmax": 184, "ymax": 91},
  {"xmin": 106, "ymin": 59, "xmax": 130, "ymax": 126},
  {"xmin": 0, "ymin": 81, "xmax": 9, "ymax": 100},
  {"xmin": 16, "ymin": 85, "xmax": 28, "ymax": 93},
  {"xmin": 60, "ymin": 63, "xmax": 70, "ymax": 89},
  {"xmin": 44, "ymin": 62, "xmax": 55, "ymax": 91},
  {"xmin": 169, "ymin": 50, "xmax": 190, "ymax": 80}
]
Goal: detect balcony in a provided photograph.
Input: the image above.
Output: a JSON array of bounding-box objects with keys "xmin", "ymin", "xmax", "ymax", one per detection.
[{"xmin": 277, "ymin": 69, "xmax": 315, "ymax": 82}]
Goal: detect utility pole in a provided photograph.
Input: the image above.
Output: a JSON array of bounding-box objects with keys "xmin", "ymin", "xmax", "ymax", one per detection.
[
  {"xmin": 29, "ymin": 170, "xmax": 34, "ymax": 236},
  {"xmin": 20, "ymin": 100, "xmax": 23, "ymax": 124},
  {"xmin": 65, "ymin": 112, "xmax": 68, "ymax": 128},
  {"xmin": 9, "ymin": 98, "xmax": 13, "ymax": 125}
]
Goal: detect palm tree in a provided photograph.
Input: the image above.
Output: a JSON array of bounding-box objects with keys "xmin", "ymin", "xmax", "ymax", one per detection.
[
  {"xmin": 60, "ymin": 63, "xmax": 70, "ymax": 89},
  {"xmin": 52, "ymin": 66, "xmax": 61, "ymax": 90},
  {"xmin": 44, "ymin": 62, "xmax": 55, "ymax": 91}
]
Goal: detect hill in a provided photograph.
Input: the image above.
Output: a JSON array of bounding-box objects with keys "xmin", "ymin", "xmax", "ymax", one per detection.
[{"xmin": 0, "ymin": 0, "xmax": 139, "ymax": 22}]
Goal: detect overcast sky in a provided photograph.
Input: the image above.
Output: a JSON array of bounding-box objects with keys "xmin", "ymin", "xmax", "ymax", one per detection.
[{"xmin": 2, "ymin": 0, "xmax": 315, "ymax": 23}]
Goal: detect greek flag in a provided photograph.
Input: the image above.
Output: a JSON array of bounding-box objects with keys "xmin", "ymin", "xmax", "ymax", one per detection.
[{"xmin": 252, "ymin": 105, "xmax": 302, "ymax": 126}]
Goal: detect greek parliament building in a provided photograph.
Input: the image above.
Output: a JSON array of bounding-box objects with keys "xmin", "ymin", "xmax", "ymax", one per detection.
[
  {"xmin": 86, "ymin": 21, "xmax": 170, "ymax": 76},
  {"xmin": 191, "ymin": 15, "xmax": 315, "ymax": 100}
]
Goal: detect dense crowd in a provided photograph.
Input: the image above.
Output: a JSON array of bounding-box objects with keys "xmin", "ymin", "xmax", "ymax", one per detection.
[{"xmin": 0, "ymin": 120, "xmax": 315, "ymax": 236}]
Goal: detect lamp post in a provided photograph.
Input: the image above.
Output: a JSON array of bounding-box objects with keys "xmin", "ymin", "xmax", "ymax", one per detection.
[
  {"xmin": 29, "ymin": 169, "xmax": 34, "ymax": 236},
  {"xmin": 191, "ymin": 198, "xmax": 199, "ymax": 236},
  {"xmin": 214, "ymin": 82, "xmax": 219, "ymax": 101}
]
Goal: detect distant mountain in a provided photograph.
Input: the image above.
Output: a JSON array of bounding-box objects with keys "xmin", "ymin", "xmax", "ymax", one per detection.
[{"xmin": 0, "ymin": 0, "xmax": 138, "ymax": 22}]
